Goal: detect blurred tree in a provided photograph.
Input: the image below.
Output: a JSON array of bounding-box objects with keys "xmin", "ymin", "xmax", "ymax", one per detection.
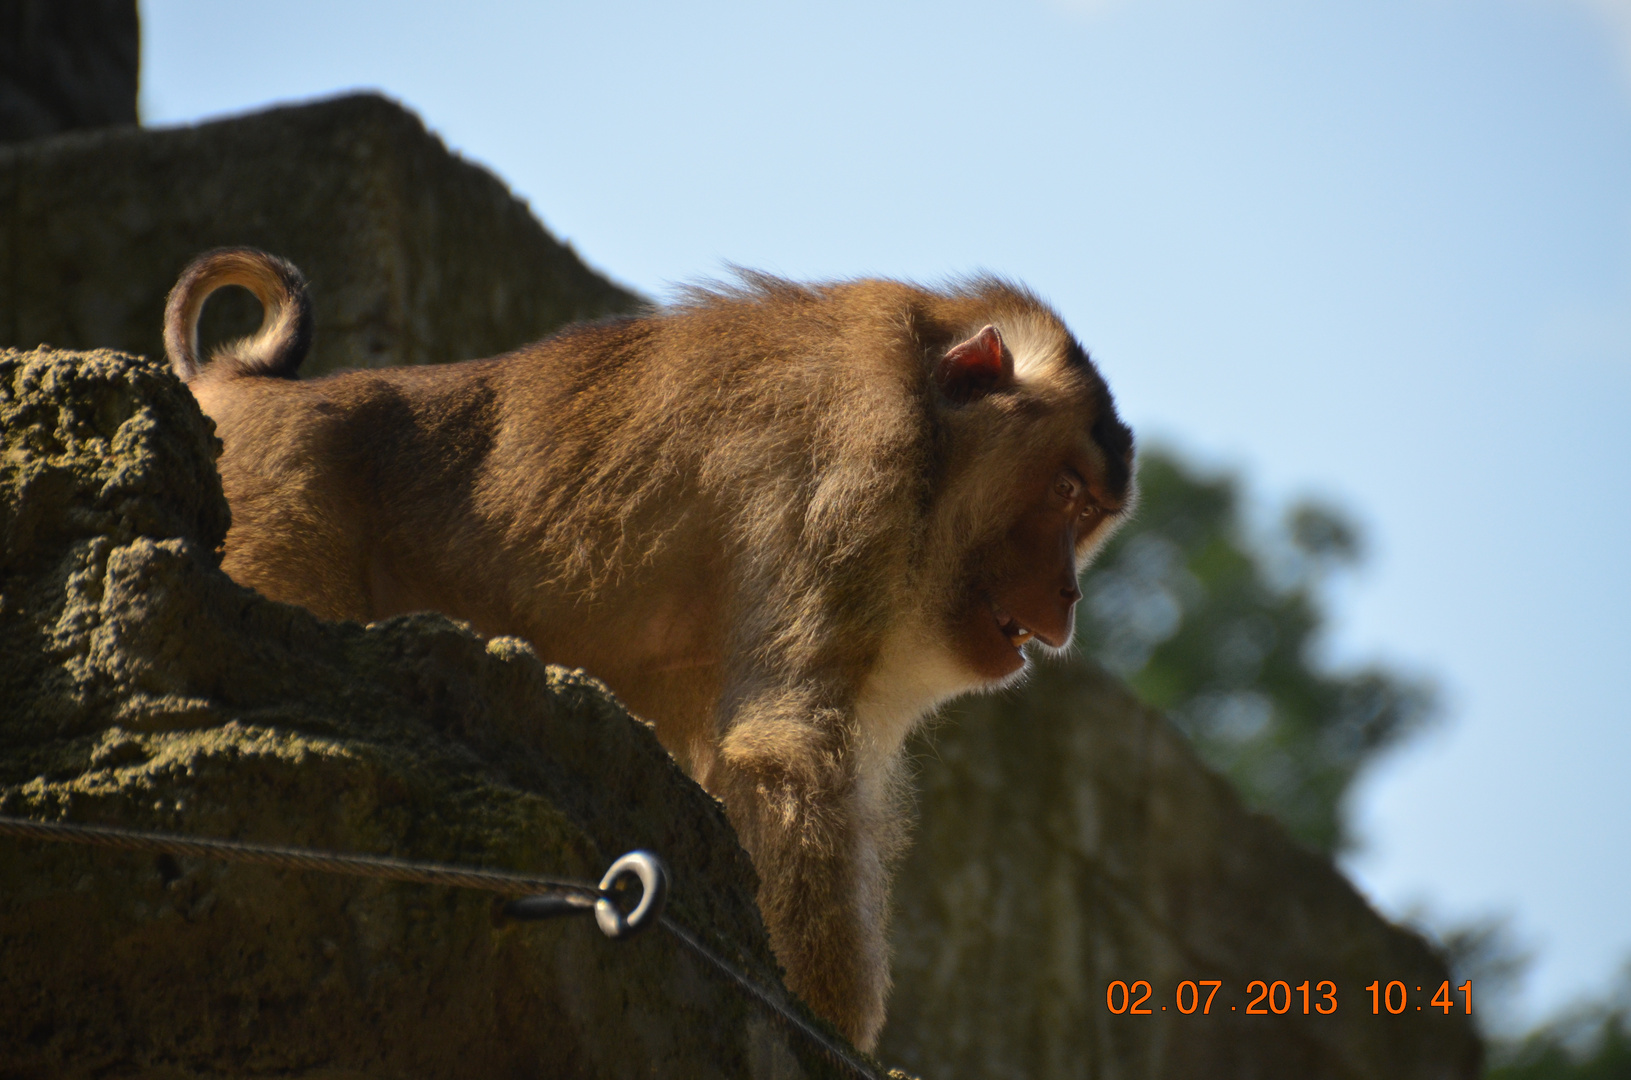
[
  {"xmin": 1415, "ymin": 909, "xmax": 1536, "ymax": 1040},
  {"xmin": 1074, "ymin": 447, "xmax": 1434, "ymax": 853},
  {"xmin": 1484, "ymin": 964, "xmax": 1631, "ymax": 1080}
]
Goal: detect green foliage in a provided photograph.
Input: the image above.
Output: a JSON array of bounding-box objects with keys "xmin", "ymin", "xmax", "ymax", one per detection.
[
  {"xmin": 1074, "ymin": 448, "xmax": 1433, "ymax": 853},
  {"xmin": 1488, "ymin": 1026, "xmax": 1631, "ymax": 1080},
  {"xmin": 1485, "ymin": 967, "xmax": 1631, "ymax": 1080}
]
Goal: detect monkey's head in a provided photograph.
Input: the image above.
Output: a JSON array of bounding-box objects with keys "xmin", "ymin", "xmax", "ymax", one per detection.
[{"xmin": 923, "ymin": 288, "xmax": 1135, "ymax": 686}]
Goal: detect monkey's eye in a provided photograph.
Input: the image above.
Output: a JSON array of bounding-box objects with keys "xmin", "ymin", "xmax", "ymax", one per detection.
[{"xmin": 1052, "ymin": 470, "xmax": 1084, "ymax": 505}]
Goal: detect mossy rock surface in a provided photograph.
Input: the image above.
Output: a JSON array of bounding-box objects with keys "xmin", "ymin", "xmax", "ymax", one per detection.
[{"xmin": 0, "ymin": 346, "xmax": 852, "ymax": 1079}]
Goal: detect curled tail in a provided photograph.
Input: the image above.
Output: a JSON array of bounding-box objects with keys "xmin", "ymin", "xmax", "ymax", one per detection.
[{"xmin": 164, "ymin": 247, "xmax": 313, "ymax": 381}]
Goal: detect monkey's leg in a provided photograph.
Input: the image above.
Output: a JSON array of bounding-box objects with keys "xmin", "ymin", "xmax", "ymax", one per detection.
[{"xmin": 714, "ymin": 691, "xmax": 892, "ymax": 1052}]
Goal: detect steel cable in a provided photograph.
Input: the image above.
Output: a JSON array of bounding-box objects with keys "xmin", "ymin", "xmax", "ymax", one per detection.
[{"xmin": 0, "ymin": 813, "xmax": 886, "ymax": 1078}]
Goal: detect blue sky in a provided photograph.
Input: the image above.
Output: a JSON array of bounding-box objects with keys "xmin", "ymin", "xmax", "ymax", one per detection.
[{"xmin": 141, "ymin": 0, "xmax": 1631, "ymax": 1030}]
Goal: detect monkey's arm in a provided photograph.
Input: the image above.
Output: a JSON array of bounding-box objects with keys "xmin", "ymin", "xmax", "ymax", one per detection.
[{"xmin": 710, "ymin": 679, "xmax": 897, "ymax": 1052}]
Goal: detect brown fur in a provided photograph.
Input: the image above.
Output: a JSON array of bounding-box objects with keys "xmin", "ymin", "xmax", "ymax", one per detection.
[{"xmin": 165, "ymin": 248, "xmax": 1135, "ymax": 1050}]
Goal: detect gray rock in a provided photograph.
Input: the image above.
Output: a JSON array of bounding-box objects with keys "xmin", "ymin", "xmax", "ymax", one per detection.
[
  {"xmin": 0, "ymin": 345, "xmax": 858, "ymax": 1079},
  {"xmin": 0, "ymin": 93, "xmax": 642, "ymax": 378},
  {"xmin": 879, "ymin": 656, "xmax": 1482, "ymax": 1079}
]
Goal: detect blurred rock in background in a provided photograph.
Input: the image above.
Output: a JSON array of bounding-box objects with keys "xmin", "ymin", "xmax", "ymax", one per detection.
[
  {"xmin": 0, "ymin": 0, "xmax": 137, "ymax": 142},
  {"xmin": 879, "ymin": 655, "xmax": 1476, "ymax": 1080},
  {"xmin": 0, "ymin": 93, "xmax": 642, "ymax": 376}
]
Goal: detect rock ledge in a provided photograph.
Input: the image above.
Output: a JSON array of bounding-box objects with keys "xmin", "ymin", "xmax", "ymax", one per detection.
[{"xmin": 0, "ymin": 346, "xmax": 847, "ymax": 1079}]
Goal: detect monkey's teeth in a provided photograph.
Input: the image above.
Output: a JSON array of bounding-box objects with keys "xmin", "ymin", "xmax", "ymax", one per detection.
[{"xmin": 990, "ymin": 600, "xmax": 1032, "ymax": 646}]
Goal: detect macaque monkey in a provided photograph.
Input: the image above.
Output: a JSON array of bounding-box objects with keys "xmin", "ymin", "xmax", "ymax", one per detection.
[{"xmin": 164, "ymin": 247, "xmax": 1134, "ymax": 1050}]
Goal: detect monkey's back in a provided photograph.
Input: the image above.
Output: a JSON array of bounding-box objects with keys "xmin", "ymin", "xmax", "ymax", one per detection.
[
  {"xmin": 189, "ymin": 273, "xmax": 1114, "ymax": 762},
  {"xmin": 187, "ymin": 293, "xmax": 925, "ymax": 743}
]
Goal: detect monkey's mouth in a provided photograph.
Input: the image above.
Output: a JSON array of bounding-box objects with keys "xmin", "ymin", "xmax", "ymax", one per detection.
[{"xmin": 990, "ymin": 600, "xmax": 1034, "ymax": 649}]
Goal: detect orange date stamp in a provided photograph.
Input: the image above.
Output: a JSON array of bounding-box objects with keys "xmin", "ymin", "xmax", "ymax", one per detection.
[{"xmin": 1104, "ymin": 979, "xmax": 1473, "ymax": 1015}]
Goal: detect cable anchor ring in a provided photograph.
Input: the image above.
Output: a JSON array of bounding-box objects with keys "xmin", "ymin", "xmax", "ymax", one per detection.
[{"xmin": 498, "ymin": 850, "xmax": 668, "ymax": 941}]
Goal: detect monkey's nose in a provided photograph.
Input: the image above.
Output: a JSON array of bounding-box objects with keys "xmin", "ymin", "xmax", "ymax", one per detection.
[{"xmin": 1061, "ymin": 582, "xmax": 1082, "ymax": 605}]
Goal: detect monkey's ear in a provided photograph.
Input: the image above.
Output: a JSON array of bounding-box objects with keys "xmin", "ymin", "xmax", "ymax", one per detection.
[{"xmin": 935, "ymin": 325, "xmax": 1014, "ymax": 403}]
